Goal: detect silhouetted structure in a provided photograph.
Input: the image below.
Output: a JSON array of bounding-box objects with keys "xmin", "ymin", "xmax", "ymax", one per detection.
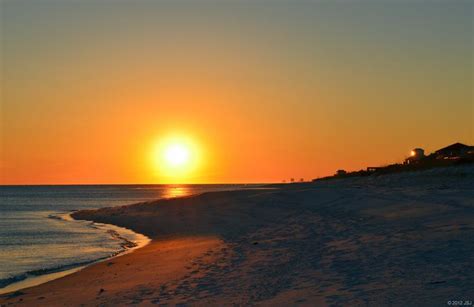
[
  {"xmin": 313, "ymin": 142, "xmax": 474, "ymax": 182},
  {"xmin": 367, "ymin": 167, "xmax": 383, "ymax": 172},
  {"xmin": 404, "ymin": 148, "xmax": 425, "ymax": 165},
  {"xmin": 434, "ymin": 142, "xmax": 474, "ymax": 159}
]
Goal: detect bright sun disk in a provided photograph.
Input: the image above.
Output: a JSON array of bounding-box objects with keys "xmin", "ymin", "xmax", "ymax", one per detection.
[
  {"xmin": 151, "ymin": 135, "xmax": 201, "ymax": 182},
  {"xmin": 164, "ymin": 144, "xmax": 190, "ymax": 167}
]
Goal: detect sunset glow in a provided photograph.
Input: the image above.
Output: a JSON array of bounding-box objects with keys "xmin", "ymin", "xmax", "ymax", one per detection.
[{"xmin": 1, "ymin": 1, "xmax": 472, "ymax": 185}]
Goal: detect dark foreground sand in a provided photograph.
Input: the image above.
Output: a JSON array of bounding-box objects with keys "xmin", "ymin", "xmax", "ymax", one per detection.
[{"xmin": 1, "ymin": 166, "xmax": 473, "ymax": 306}]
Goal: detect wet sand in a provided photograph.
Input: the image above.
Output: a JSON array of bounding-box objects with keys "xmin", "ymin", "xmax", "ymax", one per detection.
[{"xmin": 1, "ymin": 166, "xmax": 473, "ymax": 306}]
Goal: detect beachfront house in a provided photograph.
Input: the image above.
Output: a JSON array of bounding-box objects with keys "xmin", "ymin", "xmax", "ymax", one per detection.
[{"xmin": 434, "ymin": 142, "xmax": 474, "ymax": 160}]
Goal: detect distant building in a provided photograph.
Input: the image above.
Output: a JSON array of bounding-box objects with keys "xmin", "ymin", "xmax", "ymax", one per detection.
[
  {"xmin": 434, "ymin": 143, "xmax": 474, "ymax": 159},
  {"xmin": 367, "ymin": 167, "xmax": 383, "ymax": 172},
  {"xmin": 404, "ymin": 148, "xmax": 425, "ymax": 164}
]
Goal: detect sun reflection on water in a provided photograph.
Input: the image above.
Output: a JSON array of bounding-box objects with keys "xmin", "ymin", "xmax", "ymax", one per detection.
[{"xmin": 163, "ymin": 185, "xmax": 191, "ymax": 199}]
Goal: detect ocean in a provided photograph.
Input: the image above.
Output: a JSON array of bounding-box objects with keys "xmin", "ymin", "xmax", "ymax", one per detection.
[{"xmin": 0, "ymin": 184, "xmax": 253, "ymax": 292}]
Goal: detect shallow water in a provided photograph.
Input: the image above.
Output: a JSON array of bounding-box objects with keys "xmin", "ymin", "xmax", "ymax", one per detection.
[{"xmin": 0, "ymin": 184, "xmax": 254, "ymax": 290}]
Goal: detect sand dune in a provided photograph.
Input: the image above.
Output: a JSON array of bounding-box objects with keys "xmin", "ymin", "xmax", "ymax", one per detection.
[{"xmin": 1, "ymin": 165, "xmax": 473, "ymax": 306}]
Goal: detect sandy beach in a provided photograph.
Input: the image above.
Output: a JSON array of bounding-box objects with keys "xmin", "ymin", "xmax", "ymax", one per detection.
[{"xmin": 1, "ymin": 165, "xmax": 473, "ymax": 306}]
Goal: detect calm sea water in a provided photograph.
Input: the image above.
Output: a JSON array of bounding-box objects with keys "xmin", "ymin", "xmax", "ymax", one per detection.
[{"xmin": 0, "ymin": 184, "xmax": 252, "ymax": 290}]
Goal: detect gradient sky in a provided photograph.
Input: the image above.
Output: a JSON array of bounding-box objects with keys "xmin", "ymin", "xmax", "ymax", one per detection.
[{"xmin": 1, "ymin": 0, "xmax": 473, "ymax": 184}]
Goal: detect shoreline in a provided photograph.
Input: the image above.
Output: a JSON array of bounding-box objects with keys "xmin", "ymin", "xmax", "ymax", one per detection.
[
  {"xmin": 1, "ymin": 165, "xmax": 473, "ymax": 305},
  {"xmin": 0, "ymin": 185, "xmax": 263, "ymax": 296},
  {"xmin": 0, "ymin": 213, "xmax": 151, "ymax": 295}
]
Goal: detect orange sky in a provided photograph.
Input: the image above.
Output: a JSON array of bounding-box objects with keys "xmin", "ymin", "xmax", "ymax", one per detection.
[{"xmin": 1, "ymin": 1, "xmax": 473, "ymax": 184}]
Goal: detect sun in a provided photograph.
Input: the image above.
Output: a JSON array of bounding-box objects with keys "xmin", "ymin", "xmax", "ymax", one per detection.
[
  {"xmin": 164, "ymin": 143, "xmax": 190, "ymax": 167},
  {"xmin": 151, "ymin": 135, "xmax": 202, "ymax": 182}
]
